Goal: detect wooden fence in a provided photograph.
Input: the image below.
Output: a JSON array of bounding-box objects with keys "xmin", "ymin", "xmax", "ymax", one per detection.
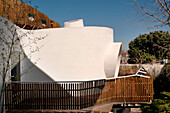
[
  {"xmin": 4, "ymin": 77, "xmax": 153, "ymax": 110},
  {"xmin": 95, "ymin": 77, "xmax": 153, "ymax": 105}
]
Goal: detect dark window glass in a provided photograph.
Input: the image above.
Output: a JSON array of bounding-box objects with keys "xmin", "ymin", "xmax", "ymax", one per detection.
[
  {"xmin": 41, "ymin": 19, "xmax": 46, "ymax": 26},
  {"xmin": 51, "ymin": 21, "xmax": 53, "ymax": 27},
  {"xmin": 28, "ymin": 13, "xmax": 34, "ymax": 17},
  {"xmin": 11, "ymin": 62, "xmax": 20, "ymax": 81}
]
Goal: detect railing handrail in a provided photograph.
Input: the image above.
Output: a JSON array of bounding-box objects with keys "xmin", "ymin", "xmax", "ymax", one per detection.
[{"xmin": 6, "ymin": 79, "xmax": 106, "ymax": 84}]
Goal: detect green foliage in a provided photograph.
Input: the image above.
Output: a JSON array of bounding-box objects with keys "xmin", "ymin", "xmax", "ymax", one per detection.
[
  {"xmin": 154, "ymin": 62, "xmax": 170, "ymax": 96},
  {"xmin": 141, "ymin": 63, "xmax": 170, "ymax": 113},
  {"xmin": 141, "ymin": 92, "xmax": 170, "ymax": 113},
  {"xmin": 128, "ymin": 31, "xmax": 170, "ymax": 64}
]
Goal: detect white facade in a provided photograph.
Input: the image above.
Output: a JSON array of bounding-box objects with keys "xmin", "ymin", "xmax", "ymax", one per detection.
[{"xmin": 0, "ymin": 16, "xmax": 122, "ymax": 82}]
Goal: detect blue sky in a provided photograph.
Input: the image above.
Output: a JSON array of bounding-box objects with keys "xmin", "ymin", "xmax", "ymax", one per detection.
[{"xmin": 30, "ymin": 0, "xmax": 169, "ymax": 50}]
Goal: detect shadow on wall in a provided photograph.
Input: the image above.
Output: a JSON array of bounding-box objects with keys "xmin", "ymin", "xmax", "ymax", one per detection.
[
  {"xmin": 21, "ymin": 58, "xmax": 54, "ymax": 82},
  {"xmin": 6, "ymin": 58, "xmax": 105, "ymax": 110},
  {"xmin": 154, "ymin": 63, "xmax": 170, "ymax": 97}
]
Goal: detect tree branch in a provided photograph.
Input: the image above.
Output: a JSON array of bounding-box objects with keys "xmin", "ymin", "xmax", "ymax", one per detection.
[
  {"xmin": 158, "ymin": 0, "xmax": 170, "ymax": 15},
  {"xmin": 134, "ymin": 0, "xmax": 169, "ymax": 25},
  {"xmin": 164, "ymin": 0, "xmax": 170, "ymax": 12}
]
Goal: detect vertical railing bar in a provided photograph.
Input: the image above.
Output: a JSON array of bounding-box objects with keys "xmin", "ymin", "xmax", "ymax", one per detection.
[
  {"xmin": 58, "ymin": 83, "xmax": 60, "ymax": 110},
  {"xmin": 41, "ymin": 83, "xmax": 43, "ymax": 110},
  {"xmin": 73, "ymin": 83, "xmax": 74, "ymax": 110},
  {"xmin": 32, "ymin": 83, "xmax": 33, "ymax": 110},
  {"xmin": 29, "ymin": 83, "xmax": 31, "ymax": 109},
  {"xmin": 47, "ymin": 83, "xmax": 48, "ymax": 109},
  {"xmin": 90, "ymin": 81, "xmax": 91, "ymax": 106},
  {"xmin": 46, "ymin": 83, "xmax": 48, "ymax": 109},
  {"xmin": 75, "ymin": 83, "xmax": 76, "ymax": 110},
  {"xmin": 49, "ymin": 83, "xmax": 51, "ymax": 109},
  {"xmin": 63, "ymin": 83, "xmax": 64, "ymax": 109},
  {"xmin": 83, "ymin": 82, "xmax": 84, "ymax": 109},
  {"xmin": 65, "ymin": 83, "xmax": 67, "ymax": 110},
  {"xmin": 56, "ymin": 83, "xmax": 58, "ymax": 110},
  {"xmin": 67, "ymin": 83, "xmax": 69, "ymax": 110},
  {"xmin": 10, "ymin": 83, "xmax": 11, "ymax": 109},
  {"xmin": 19, "ymin": 83, "xmax": 21, "ymax": 109},
  {"xmin": 74, "ymin": 83, "xmax": 77, "ymax": 109},
  {"xmin": 7, "ymin": 83, "xmax": 9, "ymax": 109},
  {"xmin": 26, "ymin": 83, "xmax": 28, "ymax": 109},
  {"xmin": 35, "ymin": 83, "xmax": 36, "ymax": 109},
  {"xmin": 42, "ymin": 83, "xmax": 44, "ymax": 110},
  {"xmin": 4, "ymin": 83, "xmax": 6, "ymax": 110},
  {"xmin": 70, "ymin": 83, "xmax": 72, "ymax": 110},
  {"xmin": 60, "ymin": 83, "xmax": 62, "ymax": 109},
  {"xmin": 24, "ymin": 83, "xmax": 26, "ymax": 109},
  {"xmin": 27, "ymin": 83, "xmax": 29, "ymax": 109},
  {"xmin": 36, "ymin": 83, "xmax": 38, "ymax": 109},
  {"xmin": 65, "ymin": 83, "xmax": 66, "ymax": 110},
  {"xmin": 55, "ymin": 83, "xmax": 57, "ymax": 110},
  {"xmin": 87, "ymin": 81, "xmax": 88, "ymax": 107},
  {"xmin": 79, "ymin": 83, "xmax": 81, "ymax": 110},
  {"xmin": 85, "ymin": 82, "xmax": 87, "ymax": 108},
  {"xmin": 43, "ymin": 83, "xmax": 44, "ymax": 110},
  {"xmin": 93, "ymin": 81, "xmax": 95, "ymax": 106},
  {"xmin": 53, "ymin": 83, "xmax": 55, "ymax": 110},
  {"xmin": 32, "ymin": 83, "xmax": 33, "ymax": 109},
  {"xmin": 71, "ymin": 83, "xmax": 73, "ymax": 109}
]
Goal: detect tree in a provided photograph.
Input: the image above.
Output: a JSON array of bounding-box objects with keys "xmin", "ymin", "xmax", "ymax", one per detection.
[
  {"xmin": 0, "ymin": 0, "xmax": 45, "ymax": 112},
  {"xmin": 128, "ymin": 31, "xmax": 170, "ymax": 64},
  {"xmin": 134, "ymin": 0, "xmax": 170, "ymax": 28},
  {"xmin": 141, "ymin": 62, "xmax": 170, "ymax": 113},
  {"xmin": 141, "ymin": 91, "xmax": 170, "ymax": 113}
]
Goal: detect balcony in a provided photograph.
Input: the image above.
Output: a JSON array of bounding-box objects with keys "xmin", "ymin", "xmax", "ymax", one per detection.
[{"xmin": 4, "ymin": 74, "xmax": 153, "ymax": 112}]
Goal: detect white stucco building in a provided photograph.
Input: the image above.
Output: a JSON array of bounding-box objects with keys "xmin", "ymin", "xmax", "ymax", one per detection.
[
  {"xmin": 1, "ymin": 16, "xmax": 154, "ymax": 113},
  {"xmin": 18, "ymin": 19, "xmax": 122, "ymax": 82},
  {"xmin": 0, "ymin": 15, "xmax": 122, "ymax": 82},
  {"xmin": 0, "ymin": 16, "xmax": 121, "ymax": 111}
]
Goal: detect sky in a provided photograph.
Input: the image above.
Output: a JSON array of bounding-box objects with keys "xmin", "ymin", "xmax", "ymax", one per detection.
[{"xmin": 30, "ymin": 0, "xmax": 169, "ymax": 50}]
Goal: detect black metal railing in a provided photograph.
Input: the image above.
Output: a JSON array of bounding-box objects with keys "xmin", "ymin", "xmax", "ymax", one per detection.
[{"xmin": 4, "ymin": 80, "xmax": 105, "ymax": 110}]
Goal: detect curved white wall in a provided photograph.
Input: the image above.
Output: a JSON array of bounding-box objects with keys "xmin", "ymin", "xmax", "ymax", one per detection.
[
  {"xmin": 20, "ymin": 19, "xmax": 122, "ymax": 81},
  {"xmin": 104, "ymin": 42, "xmax": 122, "ymax": 78},
  {"xmin": 64, "ymin": 19, "xmax": 84, "ymax": 28},
  {"xmin": 0, "ymin": 16, "xmax": 122, "ymax": 82}
]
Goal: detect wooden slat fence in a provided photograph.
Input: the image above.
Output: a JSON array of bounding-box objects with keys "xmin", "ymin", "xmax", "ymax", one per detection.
[
  {"xmin": 95, "ymin": 77, "xmax": 153, "ymax": 105},
  {"xmin": 4, "ymin": 77, "xmax": 153, "ymax": 110}
]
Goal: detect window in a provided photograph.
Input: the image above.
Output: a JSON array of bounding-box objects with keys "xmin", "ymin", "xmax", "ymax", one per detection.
[
  {"xmin": 11, "ymin": 62, "xmax": 20, "ymax": 81},
  {"xmin": 50, "ymin": 21, "xmax": 53, "ymax": 27},
  {"xmin": 28, "ymin": 13, "xmax": 34, "ymax": 21},
  {"xmin": 41, "ymin": 19, "xmax": 46, "ymax": 26}
]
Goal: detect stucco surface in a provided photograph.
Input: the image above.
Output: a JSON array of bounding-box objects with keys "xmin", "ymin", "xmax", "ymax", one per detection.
[
  {"xmin": 21, "ymin": 26, "xmax": 122, "ymax": 81},
  {"xmin": 0, "ymin": 17, "xmax": 122, "ymax": 82}
]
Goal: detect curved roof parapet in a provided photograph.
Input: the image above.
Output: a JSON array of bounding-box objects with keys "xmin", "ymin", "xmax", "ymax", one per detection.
[{"xmin": 64, "ymin": 19, "xmax": 84, "ymax": 28}]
